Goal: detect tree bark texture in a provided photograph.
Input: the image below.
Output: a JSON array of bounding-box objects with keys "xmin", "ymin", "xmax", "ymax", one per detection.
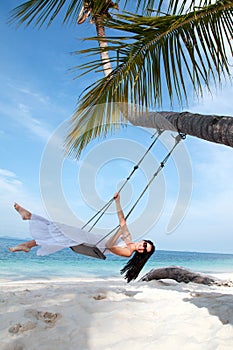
[
  {"xmin": 129, "ymin": 111, "xmax": 233, "ymax": 148},
  {"xmin": 140, "ymin": 266, "xmax": 233, "ymax": 286},
  {"xmin": 95, "ymin": 18, "xmax": 112, "ymax": 77}
]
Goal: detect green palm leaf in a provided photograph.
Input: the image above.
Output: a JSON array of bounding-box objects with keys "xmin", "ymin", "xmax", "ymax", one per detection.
[
  {"xmin": 9, "ymin": 0, "xmax": 215, "ymax": 27},
  {"xmin": 9, "ymin": 0, "xmax": 163, "ymax": 27},
  {"xmin": 9, "ymin": 0, "xmax": 84, "ymax": 26}
]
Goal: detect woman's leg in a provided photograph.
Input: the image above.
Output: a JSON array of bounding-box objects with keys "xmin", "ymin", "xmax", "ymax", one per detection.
[
  {"xmin": 14, "ymin": 203, "xmax": 32, "ymax": 220},
  {"xmin": 9, "ymin": 203, "xmax": 37, "ymax": 252},
  {"xmin": 9, "ymin": 240, "xmax": 37, "ymax": 252}
]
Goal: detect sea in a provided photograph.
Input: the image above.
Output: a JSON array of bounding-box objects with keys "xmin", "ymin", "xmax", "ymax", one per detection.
[{"xmin": 1, "ymin": 238, "xmax": 233, "ymax": 282}]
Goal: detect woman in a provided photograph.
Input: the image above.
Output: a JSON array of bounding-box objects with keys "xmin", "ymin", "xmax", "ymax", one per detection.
[{"xmin": 9, "ymin": 193, "xmax": 155, "ymax": 282}]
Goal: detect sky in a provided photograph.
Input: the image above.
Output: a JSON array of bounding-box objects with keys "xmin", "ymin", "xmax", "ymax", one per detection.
[{"xmin": 0, "ymin": 1, "xmax": 233, "ymax": 254}]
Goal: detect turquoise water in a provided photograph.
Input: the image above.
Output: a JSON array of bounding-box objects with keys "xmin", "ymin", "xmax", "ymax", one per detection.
[{"xmin": 1, "ymin": 238, "xmax": 233, "ymax": 281}]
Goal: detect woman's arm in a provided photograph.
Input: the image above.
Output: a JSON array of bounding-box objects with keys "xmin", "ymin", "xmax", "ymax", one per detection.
[
  {"xmin": 107, "ymin": 245, "xmax": 132, "ymax": 257},
  {"xmin": 114, "ymin": 192, "xmax": 126, "ymax": 227},
  {"xmin": 105, "ymin": 193, "xmax": 132, "ymax": 250},
  {"xmin": 105, "ymin": 224, "xmax": 124, "ymax": 249}
]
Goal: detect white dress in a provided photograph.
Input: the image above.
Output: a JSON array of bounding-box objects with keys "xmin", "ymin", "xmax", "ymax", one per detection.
[{"xmin": 29, "ymin": 214, "xmax": 127, "ymax": 256}]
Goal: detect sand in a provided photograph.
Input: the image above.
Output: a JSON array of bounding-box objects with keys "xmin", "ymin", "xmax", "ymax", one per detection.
[{"xmin": 1, "ymin": 274, "xmax": 233, "ymax": 350}]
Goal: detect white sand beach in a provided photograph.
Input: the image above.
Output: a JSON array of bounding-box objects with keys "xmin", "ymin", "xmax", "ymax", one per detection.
[{"xmin": 1, "ymin": 274, "xmax": 233, "ymax": 350}]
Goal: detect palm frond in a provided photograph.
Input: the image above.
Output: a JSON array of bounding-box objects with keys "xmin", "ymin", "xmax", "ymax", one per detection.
[
  {"xmin": 9, "ymin": 0, "xmax": 83, "ymax": 26},
  {"xmin": 66, "ymin": 0, "xmax": 233, "ymax": 158},
  {"xmin": 9, "ymin": 0, "xmax": 216, "ymax": 27},
  {"xmin": 123, "ymin": 0, "xmax": 215, "ymax": 16},
  {"xmin": 9, "ymin": 0, "xmax": 120, "ymax": 27}
]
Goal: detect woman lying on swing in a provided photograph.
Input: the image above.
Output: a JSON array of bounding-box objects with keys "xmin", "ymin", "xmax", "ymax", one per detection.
[{"xmin": 9, "ymin": 193, "xmax": 155, "ymax": 282}]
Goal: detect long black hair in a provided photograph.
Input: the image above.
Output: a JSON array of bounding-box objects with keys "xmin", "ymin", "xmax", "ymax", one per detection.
[{"xmin": 120, "ymin": 240, "xmax": 155, "ymax": 283}]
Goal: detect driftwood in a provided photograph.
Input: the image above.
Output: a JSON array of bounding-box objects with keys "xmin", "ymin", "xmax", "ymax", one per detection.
[{"xmin": 140, "ymin": 266, "xmax": 233, "ymax": 287}]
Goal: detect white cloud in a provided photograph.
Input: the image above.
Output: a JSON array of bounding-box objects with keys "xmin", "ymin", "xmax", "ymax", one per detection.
[
  {"xmin": 10, "ymin": 84, "xmax": 51, "ymax": 105},
  {"xmin": 190, "ymin": 85, "xmax": 233, "ymax": 117},
  {"xmin": 0, "ymin": 168, "xmax": 46, "ymax": 239},
  {"xmin": 0, "ymin": 169, "xmax": 17, "ymax": 178},
  {"xmin": 189, "ymin": 54, "xmax": 233, "ymax": 116},
  {"xmin": 161, "ymin": 140, "xmax": 233, "ymax": 252},
  {"xmin": 17, "ymin": 105, "xmax": 52, "ymax": 141},
  {"xmin": 179, "ymin": 71, "xmax": 233, "ymax": 251},
  {"xmin": 0, "ymin": 169, "xmax": 23, "ymax": 201},
  {"xmin": 0, "ymin": 100, "xmax": 51, "ymax": 142},
  {"xmin": 0, "ymin": 77, "xmax": 67, "ymax": 142}
]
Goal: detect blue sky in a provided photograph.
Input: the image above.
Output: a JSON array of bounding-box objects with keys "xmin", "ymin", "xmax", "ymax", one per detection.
[{"xmin": 1, "ymin": 1, "xmax": 233, "ymax": 253}]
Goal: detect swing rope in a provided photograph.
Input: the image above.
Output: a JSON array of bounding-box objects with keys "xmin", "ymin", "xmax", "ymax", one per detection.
[
  {"xmin": 125, "ymin": 133, "xmax": 184, "ymax": 220},
  {"xmin": 81, "ymin": 129, "xmax": 163, "ymax": 231},
  {"xmin": 95, "ymin": 132, "xmax": 185, "ymax": 246}
]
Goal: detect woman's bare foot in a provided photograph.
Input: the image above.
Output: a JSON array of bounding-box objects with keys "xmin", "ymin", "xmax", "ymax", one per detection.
[
  {"xmin": 9, "ymin": 245, "xmax": 30, "ymax": 253},
  {"xmin": 14, "ymin": 203, "xmax": 31, "ymax": 220},
  {"xmin": 9, "ymin": 240, "xmax": 37, "ymax": 253}
]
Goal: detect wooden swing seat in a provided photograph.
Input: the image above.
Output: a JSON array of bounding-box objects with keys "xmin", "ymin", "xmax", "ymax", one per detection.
[{"xmin": 70, "ymin": 243, "xmax": 106, "ymax": 260}]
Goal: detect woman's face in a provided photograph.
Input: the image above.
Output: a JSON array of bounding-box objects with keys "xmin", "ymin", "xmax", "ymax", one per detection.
[{"xmin": 136, "ymin": 240, "xmax": 152, "ymax": 254}]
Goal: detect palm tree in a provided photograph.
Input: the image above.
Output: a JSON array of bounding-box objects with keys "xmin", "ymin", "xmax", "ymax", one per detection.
[
  {"xmin": 10, "ymin": 0, "xmax": 233, "ymax": 157},
  {"xmin": 77, "ymin": 1, "xmax": 119, "ymax": 76},
  {"xmin": 10, "ymin": 0, "xmax": 118, "ymax": 76},
  {"xmin": 66, "ymin": 0, "xmax": 233, "ymax": 157}
]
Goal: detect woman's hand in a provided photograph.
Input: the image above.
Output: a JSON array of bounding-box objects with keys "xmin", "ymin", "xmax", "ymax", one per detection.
[{"xmin": 114, "ymin": 192, "xmax": 120, "ymax": 201}]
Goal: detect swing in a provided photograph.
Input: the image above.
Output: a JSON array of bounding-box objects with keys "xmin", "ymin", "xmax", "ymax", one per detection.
[
  {"xmin": 71, "ymin": 131, "xmax": 185, "ymax": 259},
  {"xmin": 70, "ymin": 243, "xmax": 107, "ymax": 259}
]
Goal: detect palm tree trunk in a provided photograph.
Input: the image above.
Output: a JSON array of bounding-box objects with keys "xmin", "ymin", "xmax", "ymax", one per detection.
[
  {"xmin": 95, "ymin": 17, "xmax": 112, "ymax": 77},
  {"xmin": 129, "ymin": 110, "xmax": 233, "ymax": 147}
]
